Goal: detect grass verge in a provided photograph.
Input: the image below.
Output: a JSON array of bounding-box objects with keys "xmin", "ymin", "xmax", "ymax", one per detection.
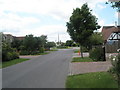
[
  {"xmin": 74, "ymin": 50, "xmax": 79, "ymax": 53},
  {"xmin": 72, "ymin": 57, "xmax": 93, "ymax": 62},
  {"xmin": 66, "ymin": 72, "xmax": 118, "ymax": 88},
  {"xmin": 1, "ymin": 58, "xmax": 29, "ymax": 68}
]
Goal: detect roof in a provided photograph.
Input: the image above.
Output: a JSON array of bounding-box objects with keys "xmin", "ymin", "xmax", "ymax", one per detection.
[
  {"xmin": 102, "ymin": 26, "xmax": 120, "ymax": 41},
  {"xmin": 15, "ymin": 36, "xmax": 25, "ymax": 41}
]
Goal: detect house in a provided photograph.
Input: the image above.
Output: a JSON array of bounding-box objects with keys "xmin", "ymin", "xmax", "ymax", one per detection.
[
  {"xmin": 14, "ymin": 36, "xmax": 25, "ymax": 41},
  {"xmin": 102, "ymin": 26, "xmax": 120, "ymax": 53},
  {"xmin": 2, "ymin": 33, "xmax": 25, "ymax": 43},
  {"xmin": 3, "ymin": 34, "xmax": 14, "ymax": 43}
]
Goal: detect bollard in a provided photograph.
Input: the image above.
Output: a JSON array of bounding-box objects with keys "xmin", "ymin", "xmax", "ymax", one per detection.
[{"xmin": 78, "ymin": 50, "xmax": 80, "ymax": 56}]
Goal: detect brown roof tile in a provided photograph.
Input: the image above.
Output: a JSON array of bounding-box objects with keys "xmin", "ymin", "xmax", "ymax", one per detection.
[{"xmin": 102, "ymin": 26, "xmax": 120, "ymax": 41}]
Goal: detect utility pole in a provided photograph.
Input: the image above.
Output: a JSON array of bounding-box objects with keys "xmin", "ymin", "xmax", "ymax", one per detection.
[{"xmin": 58, "ymin": 33, "xmax": 59, "ymax": 46}]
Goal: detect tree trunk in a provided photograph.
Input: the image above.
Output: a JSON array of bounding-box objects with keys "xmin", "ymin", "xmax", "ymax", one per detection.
[{"xmin": 80, "ymin": 45, "xmax": 83, "ymax": 58}]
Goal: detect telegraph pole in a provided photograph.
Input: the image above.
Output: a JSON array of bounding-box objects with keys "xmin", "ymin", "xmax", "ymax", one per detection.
[{"xmin": 58, "ymin": 33, "xmax": 59, "ymax": 46}]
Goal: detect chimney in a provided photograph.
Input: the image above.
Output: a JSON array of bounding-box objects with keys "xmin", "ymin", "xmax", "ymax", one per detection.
[{"xmin": 115, "ymin": 21, "xmax": 117, "ymax": 27}]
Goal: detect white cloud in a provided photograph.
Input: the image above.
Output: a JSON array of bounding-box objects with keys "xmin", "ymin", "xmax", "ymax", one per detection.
[
  {"xmin": 0, "ymin": 0, "xmax": 107, "ymax": 21},
  {"xmin": 97, "ymin": 4, "xmax": 106, "ymax": 9},
  {"xmin": 0, "ymin": 12, "xmax": 40, "ymax": 32},
  {"xmin": 0, "ymin": 0, "xmax": 108, "ymax": 42}
]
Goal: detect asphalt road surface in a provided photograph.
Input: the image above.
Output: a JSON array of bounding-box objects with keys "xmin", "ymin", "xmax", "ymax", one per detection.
[{"xmin": 2, "ymin": 49, "xmax": 73, "ymax": 88}]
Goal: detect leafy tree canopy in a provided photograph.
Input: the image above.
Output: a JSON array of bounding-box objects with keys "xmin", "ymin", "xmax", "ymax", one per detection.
[
  {"xmin": 66, "ymin": 3, "xmax": 100, "ymax": 46},
  {"xmin": 106, "ymin": 1, "xmax": 120, "ymax": 12}
]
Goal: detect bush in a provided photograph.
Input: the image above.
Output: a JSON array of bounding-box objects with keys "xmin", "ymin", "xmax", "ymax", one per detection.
[
  {"xmin": 2, "ymin": 52, "xmax": 19, "ymax": 62},
  {"xmin": 57, "ymin": 46, "xmax": 68, "ymax": 49},
  {"xmin": 110, "ymin": 55, "xmax": 120, "ymax": 74},
  {"xmin": 39, "ymin": 47, "xmax": 44, "ymax": 53},
  {"xmin": 82, "ymin": 47, "xmax": 89, "ymax": 52},
  {"xmin": 12, "ymin": 52, "xmax": 19, "ymax": 59},
  {"xmin": 19, "ymin": 50, "xmax": 30, "ymax": 55},
  {"xmin": 89, "ymin": 47, "xmax": 105, "ymax": 61},
  {"xmin": 2, "ymin": 42, "xmax": 20, "ymax": 62}
]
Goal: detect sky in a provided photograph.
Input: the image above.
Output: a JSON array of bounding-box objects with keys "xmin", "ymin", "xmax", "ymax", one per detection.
[{"xmin": 0, "ymin": 0, "xmax": 119, "ymax": 42}]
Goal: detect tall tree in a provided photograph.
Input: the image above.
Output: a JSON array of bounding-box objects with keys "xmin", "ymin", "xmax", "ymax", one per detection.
[
  {"xmin": 23, "ymin": 34, "xmax": 36, "ymax": 52},
  {"xmin": 40, "ymin": 35, "xmax": 47, "ymax": 47},
  {"xmin": 85, "ymin": 32, "xmax": 103, "ymax": 50},
  {"xmin": 106, "ymin": 1, "xmax": 120, "ymax": 12},
  {"xmin": 65, "ymin": 40, "xmax": 74, "ymax": 47},
  {"xmin": 66, "ymin": 3, "xmax": 100, "ymax": 57}
]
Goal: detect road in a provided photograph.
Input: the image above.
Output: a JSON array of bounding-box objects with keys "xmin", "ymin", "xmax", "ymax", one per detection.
[{"xmin": 2, "ymin": 49, "xmax": 73, "ymax": 88}]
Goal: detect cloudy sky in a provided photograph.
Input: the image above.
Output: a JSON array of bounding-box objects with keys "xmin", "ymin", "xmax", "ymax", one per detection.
[{"xmin": 0, "ymin": 0, "xmax": 119, "ymax": 42}]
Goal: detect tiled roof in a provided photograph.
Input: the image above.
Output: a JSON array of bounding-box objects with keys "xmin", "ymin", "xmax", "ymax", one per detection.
[
  {"xmin": 15, "ymin": 36, "xmax": 25, "ymax": 40},
  {"xmin": 102, "ymin": 26, "xmax": 120, "ymax": 41}
]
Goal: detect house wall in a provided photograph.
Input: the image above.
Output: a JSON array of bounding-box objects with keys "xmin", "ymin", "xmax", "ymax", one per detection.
[{"xmin": 105, "ymin": 41, "xmax": 119, "ymax": 53}]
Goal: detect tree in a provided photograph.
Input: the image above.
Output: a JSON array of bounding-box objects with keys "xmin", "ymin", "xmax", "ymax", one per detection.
[
  {"xmin": 85, "ymin": 32, "xmax": 103, "ymax": 50},
  {"xmin": 106, "ymin": 1, "xmax": 120, "ymax": 12},
  {"xmin": 40, "ymin": 35, "xmax": 47, "ymax": 47},
  {"xmin": 65, "ymin": 40, "xmax": 74, "ymax": 47},
  {"xmin": 11, "ymin": 39, "xmax": 23, "ymax": 51},
  {"xmin": 66, "ymin": 3, "xmax": 100, "ymax": 57},
  {"xmin": 23, "ymin": 34, "xmax": 36, "ymax": 52},
  {"xmin": 45, "ymin": 42, "xmax": 56, "ymax": 50}
]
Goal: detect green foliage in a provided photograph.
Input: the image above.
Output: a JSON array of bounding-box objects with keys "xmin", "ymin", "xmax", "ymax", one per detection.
[
  {"xmin": 110, "ymin": 55, "xmax": 120, "ymax": 74},
  {"xmin": 39, "ymin": 47, "xmax": 45, "ymax": 53},
  {"xmin": 89, "ymin": 47, "xmax": 104, "ymax": 61},
  {"xmin": 11, "ymin": 39, "xmax": 23, "ymax": 51},
  {"xmin": 45, "ymin": 42, "xmax": 56, "ymax": 49},
  {"xmin": 109, "ymin": 54, "xmax": 120, "ymax": 88},
  {"xmin": 85, "ymin": 32, "xmax": 103, "ymax": 50},
  {"xmin": 66, "ymin": 3, "xmax": 100, "ymax": 45},
  {"xmin": 19, "ymin": 50, "xmax": 30, "ymax": 55},
  {"xmin": 65, "ymin": 40, "xmax": 74, "ymax": 47},
  {"xmin": 106, "ymin": 1, "xmax": 120, "ymax": 12},
  {"xmin": 2, "ymin": 58, "xmax": 29, "ymax": 68},
  {"xmin": 57, "ymin": 46, "xmax": 68, "ymax": 49},
  {"xmin": 66, "ymin": 3, "xmax": 100, "ymax": 57},
  {"xmin": 19, "ymin": 34, "xmax": 47, "ymax": 55},
  {"xmin": 2, "ymin": 42, "xmax": 19, "ymax": 61},
  {"xmin": 23, "ymin": 34, "xmax": 36, "ymax": 51}
]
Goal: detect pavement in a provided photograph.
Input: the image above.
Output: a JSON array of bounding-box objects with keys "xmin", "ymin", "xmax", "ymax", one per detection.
[
  {"xmin": 19, "ymin": 55, "xmax": 41, "ymax": 59},
  {"xmin": 2, "ymin": 49, "xmax": 73, "ymax": 88},
  {"xmin": 69, "ymin": 49, "xmax": 112, "ymax": 75}
]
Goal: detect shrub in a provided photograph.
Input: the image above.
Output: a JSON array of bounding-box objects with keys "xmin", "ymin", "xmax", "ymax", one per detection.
[
  {"xmin": 57, "ymin": 46, "xmax": 68, "ymax": 49},
  {"xmin": 2, "ymin": 42, "xmax": 19, "ymax": 61},
  {"xmin": 82, "ymin": 46, "xmax": 89, "ymax": 52},
  {"xmin": 39, "ymin": 47, "xmax": 44, "ymax": 53},
  {"xmin": 2, "ymin": 52, "xmax": 19, "ymax": 62},
  {"xmin": 12, "ymin": 52, "xmax": 19, "ymax": 59},
  {"xmin": 109, "ymin": 54, "xmax": 120, "ymax": 88},
  {"xmin": 110, "ymin": 55, "xmax": 120, "ymax": 74},
  {"xmin": 19, "ymin": 50, "xmax": 30, "ymax": 55},
  {"xmin": 89, "ymin": 47, "xmax": 104, "ymax": 61}
]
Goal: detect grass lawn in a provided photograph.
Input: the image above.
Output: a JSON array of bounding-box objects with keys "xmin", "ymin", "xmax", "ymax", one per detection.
[
  {"xmin": 74, "ymin": 49, "xmax": 79, "ymax": 53},
  {"xmin": 66, "ymin": 72, "xmax": 118, "ymax": 88},
  {"xmin": 72, "ymin": 57, "xmax": 93, "ymax": 62},
  {"xmin": 1, "ymin": 58, "xmax": 29, "ymax": 68},
  {"xmin": 50, "ymin": 49, "xmax": 58, "ymax": 51}
]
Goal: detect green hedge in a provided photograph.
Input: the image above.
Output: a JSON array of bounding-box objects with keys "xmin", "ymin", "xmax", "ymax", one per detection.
[
  {"xmin": 89, "ymin": 47, "xmax": 105, "ymax": 61},
  {"xmin": 2, "ymin": 51, "xmax": 19, "ymax": 62},
  {"xmin": 2, "ymin": 43, "xmax": 19, "ymax": 62}
]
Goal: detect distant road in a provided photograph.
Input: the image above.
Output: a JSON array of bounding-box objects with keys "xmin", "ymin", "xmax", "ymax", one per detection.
[{"xmin": 2, "ymin": 49, "xmax": 73, "ymax": 88}]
